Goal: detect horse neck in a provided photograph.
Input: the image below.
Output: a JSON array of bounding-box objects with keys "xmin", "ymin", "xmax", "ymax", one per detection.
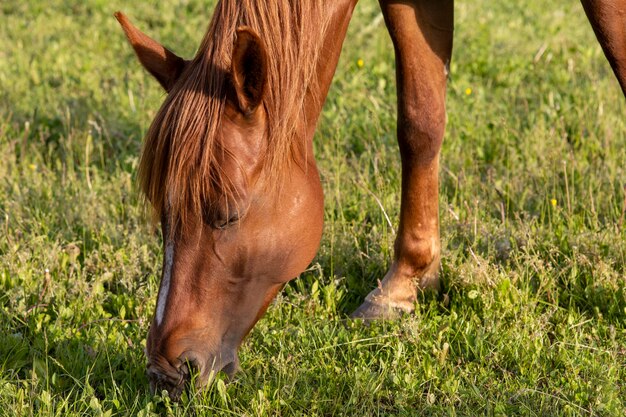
[{"xmin": 303, "ymin": 0, "xmax": 358, "ymax": 142}]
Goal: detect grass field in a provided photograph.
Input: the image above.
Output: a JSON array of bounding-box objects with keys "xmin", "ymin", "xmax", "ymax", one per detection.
[{"xmin": 1, "ymin": 0, "xmax": 626, "ymax": 415}]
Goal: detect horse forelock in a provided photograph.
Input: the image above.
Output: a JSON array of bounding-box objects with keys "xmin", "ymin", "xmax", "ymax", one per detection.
[{"xmin": 137, "ymin": 1, "xmax": 330, "ymax": 230}]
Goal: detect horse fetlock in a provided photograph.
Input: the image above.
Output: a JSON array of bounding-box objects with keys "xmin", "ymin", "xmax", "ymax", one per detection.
[
  {"xmin": 401, "ymin": 250, "xmax": 441, "ymax": 292},
  {"xmin": 395, "ymin": 234, "xmax": 441, "ymax": 289}
]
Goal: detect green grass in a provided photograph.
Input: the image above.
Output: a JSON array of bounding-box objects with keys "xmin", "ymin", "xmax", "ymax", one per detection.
[{"xmin": 1, "ymin": 0, "xmax": 625, "ymax": 415}]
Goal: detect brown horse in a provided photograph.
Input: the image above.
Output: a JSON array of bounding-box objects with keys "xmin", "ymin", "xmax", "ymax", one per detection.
[{"xmin": 115, "ymin": 0, "xmax": 626, "ymax": 397}]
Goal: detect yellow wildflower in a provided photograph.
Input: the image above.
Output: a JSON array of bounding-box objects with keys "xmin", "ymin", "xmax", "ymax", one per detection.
[
  {"xmin": 550, "ymin": 198, "xmax": 557, "ymax": 207},
  {"xmin": 465, "ymin": 88, "xmax": 472, "ymax": 96},
  {"xmin": 357, "ymin": 58, "xmax": 364, "ymax": 68}
]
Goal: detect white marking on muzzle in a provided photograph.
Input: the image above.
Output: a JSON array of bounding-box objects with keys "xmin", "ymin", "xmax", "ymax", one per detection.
[{"xmin": 156, "ymin": 239, "xmax": 175, "ymax": 326}]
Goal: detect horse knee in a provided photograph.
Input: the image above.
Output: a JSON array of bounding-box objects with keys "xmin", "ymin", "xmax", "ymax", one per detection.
[{"xmin": 398, "ymin": 95, "xmax": 446, "ymax": 161}]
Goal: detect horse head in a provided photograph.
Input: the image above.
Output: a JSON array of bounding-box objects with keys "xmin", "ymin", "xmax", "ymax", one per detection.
[{"xmin": 116, "ymin": 7, "xmax": 326, "ymax": 396}]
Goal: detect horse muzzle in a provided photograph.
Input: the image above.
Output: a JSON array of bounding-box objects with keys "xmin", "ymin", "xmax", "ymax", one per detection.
[{"xmin": 147, "ymin": 349, "xmax": 240, "ymax": 400}]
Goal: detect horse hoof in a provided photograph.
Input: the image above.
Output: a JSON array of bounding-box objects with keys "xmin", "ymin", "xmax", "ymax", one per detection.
[{"xmin": 350, "ymin": 299, "xmax": 410, "ymax": 321}]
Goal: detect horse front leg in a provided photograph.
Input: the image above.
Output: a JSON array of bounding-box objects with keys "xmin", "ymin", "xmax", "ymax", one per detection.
[
  {"xmin": 352, "ymin": 0, "xmax": 454, "ymax": 319},
  {"xmin": 581, "ymin": 0, "xmax": 626, "ymax": 97}
]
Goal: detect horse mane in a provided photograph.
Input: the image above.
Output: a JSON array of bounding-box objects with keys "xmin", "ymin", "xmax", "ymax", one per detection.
[{"xmin": 138, "ymin": 1, "xmax": 330, "ymax": 229}]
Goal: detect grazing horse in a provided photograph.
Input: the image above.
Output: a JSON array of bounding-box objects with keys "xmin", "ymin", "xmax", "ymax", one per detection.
[{"xmin": 115, "ymin": 0, "xmax": 626, "ymax": 397}]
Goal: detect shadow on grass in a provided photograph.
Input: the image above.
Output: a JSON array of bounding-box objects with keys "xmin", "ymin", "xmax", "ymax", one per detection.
[{"xmin": 0, "ymin": 310, "xmax": 150, "ymax": 404}]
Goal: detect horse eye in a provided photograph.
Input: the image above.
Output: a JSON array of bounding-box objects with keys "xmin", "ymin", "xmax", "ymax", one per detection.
[{"xmin": 214, "ymin": 213, "xmax": 240, "ymax": 230}]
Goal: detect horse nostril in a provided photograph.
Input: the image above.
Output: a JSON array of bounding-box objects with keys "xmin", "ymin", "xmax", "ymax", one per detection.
[
  {"xmin": 221, "ymin": 356, "xmax": 241, "ymax": 379},
  {"xmin": 179, "ymin": 357, "xmax": 199, "ymax": 380}
]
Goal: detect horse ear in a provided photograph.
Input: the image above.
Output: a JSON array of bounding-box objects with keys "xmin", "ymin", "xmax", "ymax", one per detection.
[
  {"xmin": 114, "ymin": 12, "xmax": 188, "ymax": 92},
  {"xmin": 231, "ymin": 27, "xmax": 268, "ymax": 115}
]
